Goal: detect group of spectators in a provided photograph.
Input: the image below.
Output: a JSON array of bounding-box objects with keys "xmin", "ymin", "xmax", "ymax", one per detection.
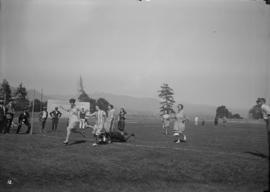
[
  {"xmin": 0, "ymin": 99, "xmax": 130, "ymax": 140},
  {"xmin": 0, "ymin": 101, "xmax": 32, "ymax": 134},
  {"xmin": 161, "ymin": 104, "xmax": 187, "ymax": 143},
  {"xmin": 39, "ymin": 106, "xmax": 62, "ymax": 133}
]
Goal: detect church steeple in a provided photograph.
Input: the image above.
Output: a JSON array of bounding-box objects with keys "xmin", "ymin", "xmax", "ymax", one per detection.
[{"xmin": 78, "ymin": 75, "xmax": 84, "ymax": 94}]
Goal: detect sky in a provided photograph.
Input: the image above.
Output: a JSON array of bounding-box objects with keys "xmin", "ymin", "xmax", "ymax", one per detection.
[{"xmin": 0, "ymin": 0, "xmax": 269, "ymax": 109}]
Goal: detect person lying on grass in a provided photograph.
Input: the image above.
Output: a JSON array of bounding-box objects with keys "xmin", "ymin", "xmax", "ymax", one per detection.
[{"xmin": 93, "ymin": 131, "xmax": 135, "ymax": 146}]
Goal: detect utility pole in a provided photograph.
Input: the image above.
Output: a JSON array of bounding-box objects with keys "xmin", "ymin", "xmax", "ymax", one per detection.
[{"xmin": 30, "ymin": 89, "xmax": 36, "ymax": 135}]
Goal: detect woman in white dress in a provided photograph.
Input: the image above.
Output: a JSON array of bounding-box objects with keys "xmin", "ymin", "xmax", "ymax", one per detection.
[
  {"xmin": 173, "ymin": 104, "xmax": 187, "ymax": 143},
  {"xmin": 60, "ymin": 98, "xmax": 85, "ymax": 145},
  {"xmin": 89, "ymin": 105, "xmax": 106, "ymax": 146},
  {"xmin": 104, "ymin": 104, "xmax": 115, "ymax": 133},
  {"xmin": 161, "ymin": 111, "xmax": 170, "ymax": 135}
]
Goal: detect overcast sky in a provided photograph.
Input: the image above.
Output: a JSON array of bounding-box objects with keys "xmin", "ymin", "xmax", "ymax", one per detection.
[{"xmin": 0, "ymin": 0, "xmax": 269, "ymax": 109}]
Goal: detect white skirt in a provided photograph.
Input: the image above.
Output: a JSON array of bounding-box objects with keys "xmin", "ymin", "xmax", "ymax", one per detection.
[{"xmin": 173, "ymin": 120, "xmax": 185, "ymax": 133}]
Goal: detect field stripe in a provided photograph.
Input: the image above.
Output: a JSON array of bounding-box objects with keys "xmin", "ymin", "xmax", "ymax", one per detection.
[
  {"xmin": 113, "ymin": 143, "xmax": 261, "ymax": 160},
  {"xmin": 37, "ymin": 134, "xmax": 264, "ymax": 161}
]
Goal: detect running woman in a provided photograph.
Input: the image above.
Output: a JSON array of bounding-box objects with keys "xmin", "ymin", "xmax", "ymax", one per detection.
[{"xmin": 60, "ymin": 98, "xmax": 85, "ymax": 145}]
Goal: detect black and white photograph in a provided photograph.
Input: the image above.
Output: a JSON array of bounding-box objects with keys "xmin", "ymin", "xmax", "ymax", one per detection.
[{"xmin": 0, "ymin": 0, "xmax": 270, "ymax": 191}]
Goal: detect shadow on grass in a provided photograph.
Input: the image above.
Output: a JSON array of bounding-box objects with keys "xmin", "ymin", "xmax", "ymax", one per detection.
[
  {"xmin": 244, "ymin": 151, "xmax": 269, "ymax": 159},
  {"xmin": 69, "ymin": 140, "xmax": 87, "ymax": 146}
]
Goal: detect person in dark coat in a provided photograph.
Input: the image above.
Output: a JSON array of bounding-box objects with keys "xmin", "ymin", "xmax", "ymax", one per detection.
[
  {"xmin": 0, "ymin": 101, "xmax": 6, "ymax": 133},
  {"xmin": 4, "ymin": 101, "xmax": 15, "ymax": 134},
  {"xmin": 117, "ymin": 107, "xmax": 127, "ymax": 135},
  {"xmin": 50, "ymin": 107, "xmax": 62, "ymax": 131},
  {"xmin": 16, "ymin": 109, "xmax": 31, "ymax": 134}
]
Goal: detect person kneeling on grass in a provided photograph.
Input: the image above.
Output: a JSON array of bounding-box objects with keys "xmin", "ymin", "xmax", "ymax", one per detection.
[
  {"xmin": 94, "ymin": 131, "xmax": 135, "ymax": 146},
  {"xmin": 60, "ymin": 98, "xmax": 86, "ymax": 145},
  {"xmin": 16, "ymin": 109, "xmax": 31, "ymax": 134}
]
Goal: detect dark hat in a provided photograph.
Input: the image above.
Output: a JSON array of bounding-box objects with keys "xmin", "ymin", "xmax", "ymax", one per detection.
[
  {"xmin": 69, "ymin": 98, "xmax": 76, "ymax": 104},
  {"xmin": 256, "ymin": 97, "xmax": 266, "ymax": 103},
  {"xmin": 260, "ymin": 98, "xmax": 266, "ymax": 103}
]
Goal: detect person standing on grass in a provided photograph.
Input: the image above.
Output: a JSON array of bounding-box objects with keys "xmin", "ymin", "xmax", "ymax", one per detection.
[
  {"xmin": 173, "ymin": 104, "xmax": 187, "ymax": 143},
  {"xmin": 16, "ymin": 109, "xmax": 31, "ymax": 134},
  {"xmin": 214, "ymin": 116, "xmax": 218, "ymax": 126},
  {"xmin": 39, "ymin": 107, "xmax": 48, "ymax": 133},
  {"xmin": 79, "ymin": 107, "xmax": 87, "ymax": 129},
  {"xmin": 222, "ymin": 116, "xmax": 227, "ymax": 127},
  {"xmin": 118, "ymin": 107, "xmax": 127, "ymax": 135},
  {"xmin": 161, "ymin": 111, "xmax": 170, "ymax": 135},
  {"xmin": 104, "ymin": 104, "xmax": 115, "ymax": 133},
  {"xmin": 89, "ymin": 105, "xmax": 107, "ymax": 146},
  {"xmin": 5, "ymin": 101, "xmax": 15, "ymax": 133},
  {"xmin": 256, "ymin": 97, "xmax": 270, "ymax": 191},
  {"xmin": 50, "ymin": 107, "xmax": 62, "ymax": 131},
  {"xmin": 60, "ymin": 98, "xmax": 85, "ymax": 145},
  {"xmin": 201, "ymin": 120, "xmax": 205, "ymax": 126},
  {"xmin": 194, "ymin": 116, "xmax": 199, "ymax": 126},
  {"xmin": 0, "ymin": 100, "xmax": 6, "ymax": 134}
]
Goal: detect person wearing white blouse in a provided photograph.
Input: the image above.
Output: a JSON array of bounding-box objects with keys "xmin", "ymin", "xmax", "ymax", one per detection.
[{"xmin": 60, "ymin": 98, "xmax": 85, "ymax": 145}]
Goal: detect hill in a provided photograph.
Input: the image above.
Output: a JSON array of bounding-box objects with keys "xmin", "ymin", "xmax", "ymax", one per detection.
[{"xmin": 26, "ymin": 90, "xmax": 248, "ymax": 119}]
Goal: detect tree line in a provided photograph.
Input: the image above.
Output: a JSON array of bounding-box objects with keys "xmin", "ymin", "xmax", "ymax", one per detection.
[
  {"xmin": 0, "ymin": 79, "xmax": 111, "ymax": 113},
  {"xmin": 158, "ymin": 83, "xmax": 243, "ymax": 119}
]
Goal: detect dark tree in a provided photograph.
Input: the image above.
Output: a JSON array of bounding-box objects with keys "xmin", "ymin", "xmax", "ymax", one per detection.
[
  {"xmin": 216, "ymin": 105, "xmax": 243, "ymax": 119},
  {"xmin": 15, "ymin": 83, "xmax": 27, "ymax": 100},
  {"xmin": 216, "ymin": 105, "xmax": 231, "ymax": 118},
  {"xmin": 96, "ymin": 98, "xmax": 110, "ymax": 112},
  {"xmin": 14, "ymin": 83, "xmax": 29, "ymax": 111},
  {"xmin": 158, "ymin": 83, "xmax": 175, "ymax": 115},
  {"xmin": 231, "ymin": 113, "xmax": 243, "ymax": 119},
  {"xmin": 29, "ymin": 99, "xmax": 44, "ymax": 112},
  {"xmin": 0, "ymin": 79, "xmax": 12, "ymax": 105},
  {"xmin": 78, "ymin": 91, "xmax": 96, "ymax": 113},
  {"xmin": 249, "ymin": 105, "xmax": 262, "ymax": 119}
]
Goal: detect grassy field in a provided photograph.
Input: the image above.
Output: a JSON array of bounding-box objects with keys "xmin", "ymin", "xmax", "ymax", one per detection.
[{"xmin": 0, "ymin": 117, "xmax": 268, "ymax": 192}]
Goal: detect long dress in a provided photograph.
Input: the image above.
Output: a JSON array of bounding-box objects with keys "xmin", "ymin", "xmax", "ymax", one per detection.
[
  {"xmin": 67, "ymin": 106, "xmax": 80, "ymax": 129},
  {"xmin": 92, "ymin": 110, "xmax": 106, "ymax": 135},
  {"xmin": 104, "ymin": 109, "xmax": 115, "ymax": 132},
  {"xmin": 173, "ymin": 110, "xmax": 185, "ymax": 134},
  {"xmin": 118, "ymin": 112, "xmax": 126, "ymax": 131},
  {"xmin": 162, "ymin": 114, "xmax": 170, "ymax": 128}
]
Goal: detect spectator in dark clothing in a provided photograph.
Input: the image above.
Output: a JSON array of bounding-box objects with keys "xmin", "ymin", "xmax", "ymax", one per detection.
[
  {"xmin": 4, "ymin": 101, "xmax": 15, "ymax": 134},
  {"xmin": 50, "ymin": 107, "xmax": 62, "ymax": 131},
  {"xmin": 118, "ymin": 108, "xmax": 127, "ymax": 135},
  {"xmin": 214, "ymin": 116, "xmax": 218, "ymax": 126},
  {"xmin": 201, "ymin": 120, "xmax": 205, "ymax": 126},
  {"xmin": 16, "ymin": 110, "xmax": 31, "ymax": 134},
  {"xmin": 0, "ymin": 101, "xmax": 6, "ymax": 133}
]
